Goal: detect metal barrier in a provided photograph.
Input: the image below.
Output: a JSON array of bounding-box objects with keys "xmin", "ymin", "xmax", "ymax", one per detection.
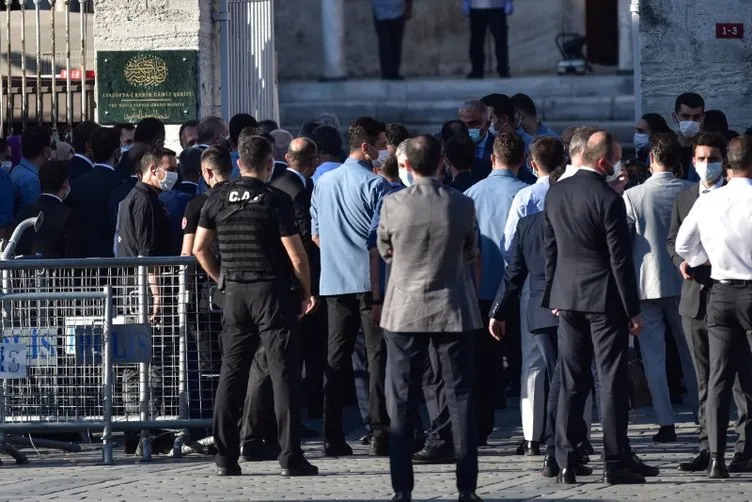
[
  {"xmin": 0, "ymin": 256, "xmax": 221, "ymax": 464},
  {"xmin": 0, "ymin": 0, "xmax": 94, "ymax": 135}
]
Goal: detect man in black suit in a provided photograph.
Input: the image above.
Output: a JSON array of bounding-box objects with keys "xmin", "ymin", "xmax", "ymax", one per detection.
[
  {"xmin": 458, "ymin": 100, "xmax": 495, "ymax": 181},
  {"xmin": 66, "ymin": 127, "xmax": 125, "ymax": 258},
  {"xmin": 445, "ymin": 135, "xmax": 478, "ymax": 193},
  {"xmin": 542, "ymin": 131, "xmax": 655, "ymax": 484},
  {"xmin": 15, "ymin": 160, "xmax": 81, "ymax": 258},
  {"xmin": 667, "ymin": 132, "xmax": 752, "ymax": 473},
  {"xmin": 68, "ymin": 121, "xmax": 101, "ymax": 181},
  {"xmin": 115, "ymin": 118, "xmax": 166, "ymax": 180}
]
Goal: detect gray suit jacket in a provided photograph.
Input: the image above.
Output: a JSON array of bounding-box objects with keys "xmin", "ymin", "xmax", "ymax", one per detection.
[
  {"xmin": 377, "ymin": 177, "xmax": 482, "ymax": 333},
  {"xmin": 623, "ymin": 172, "xmax": 692, "ymax": 300}
]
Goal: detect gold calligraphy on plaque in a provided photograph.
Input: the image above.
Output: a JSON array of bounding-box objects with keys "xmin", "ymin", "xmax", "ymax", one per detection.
[{"xmin": 123, "ymin": 54, "xmax": 169, "ymax": 89}]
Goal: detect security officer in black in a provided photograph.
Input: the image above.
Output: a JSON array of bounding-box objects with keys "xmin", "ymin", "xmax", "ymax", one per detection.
[{"xmin": 193, "ymin": 131, "xmax": 318, "ymax": 477}]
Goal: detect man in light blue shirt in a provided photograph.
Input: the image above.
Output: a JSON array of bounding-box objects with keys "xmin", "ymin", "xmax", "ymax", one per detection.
[
  {"xmin": 511, "ymin": 93, "xmax": 560, "ymax": 152},
  {"xmin": 463, "ymin": 131, "xmax": 528, "ymax": 444},
  {"xmin": 311, "ymin": 125, "xmax": 343, "ymax": 184},
  {"xmin": 10, "ymin": 126, "xmax": 52, "ymax": 215},
  {"xmin": 372, "ymin": 0, "xmax": 413, "ymax": 80},
  {"xmin": 310, "ymin": 117, "xmax": 391, "ymax": 456}
]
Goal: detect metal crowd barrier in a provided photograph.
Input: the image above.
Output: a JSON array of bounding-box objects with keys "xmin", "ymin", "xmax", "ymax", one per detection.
[{"xmin": 0, "ymin": 256, "xmax": 222, "ymax": 464}]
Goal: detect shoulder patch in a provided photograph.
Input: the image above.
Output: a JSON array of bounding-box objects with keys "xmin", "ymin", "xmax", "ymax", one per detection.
[{"xmin": 181, "ymin": 217, "xmax": 187, "ymax": 230}]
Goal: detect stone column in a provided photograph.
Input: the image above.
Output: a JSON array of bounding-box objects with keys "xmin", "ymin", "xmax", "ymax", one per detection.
[
  {"xmin": 617, "ymin": 0, "xmax": 633, "ymax": 73},
  {"xmin": 92, "ymin": 0, "xmax": 220, "ymax": 151},
  {"xmin": 321, "ymin": 0, "xmax": 347, "ymax": 80}
]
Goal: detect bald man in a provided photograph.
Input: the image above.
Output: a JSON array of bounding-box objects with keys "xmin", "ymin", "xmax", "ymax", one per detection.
[{"xmin": 542, "ymin": 131, "xmax": 657, "ymax": 484}]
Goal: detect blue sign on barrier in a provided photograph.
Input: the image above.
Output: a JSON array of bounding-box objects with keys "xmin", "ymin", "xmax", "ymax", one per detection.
[
  {"xmin": 64, "ymin": 317, "xmax": 152, "ymax": 364},
  {"xmin": 0, "ymin": 343, "xmax": 27, "ymax": 379}
]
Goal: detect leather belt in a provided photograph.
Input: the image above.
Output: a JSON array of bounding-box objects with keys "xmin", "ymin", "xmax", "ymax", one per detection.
[{"xmin": 716, "ymin": 279, "xmax": 752, "ymax": 286}]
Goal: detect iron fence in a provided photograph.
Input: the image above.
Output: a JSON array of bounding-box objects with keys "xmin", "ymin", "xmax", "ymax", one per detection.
[{"xmin": 0, "ymin": 256, "xmax": 221, "ymax": 463}]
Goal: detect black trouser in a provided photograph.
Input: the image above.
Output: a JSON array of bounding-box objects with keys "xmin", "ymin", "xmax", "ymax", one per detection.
[
  {"xmin": 301, "ymin": 306, "xmax": 327, "ymax": 417},
  {"xmin": 423, "ymin": 347, "xmax": 454, "ymax": 451},
  {"xmin": 476, "ymin": 300, "xmax": 502, "ymax": 441},
  {"xmin": 705, "ymin": 283, "xmax": 752, "ymax": 456},
  {"xmin": 213, "ymin": 281, "xmax": 303, "ymax": 469},
  {"xmin": 469, "ymin": 8, "xmax": 509, "ymax": 77},
  {"xmin": 374, "ymin": 15, "xmax": 406, "ymax": 79},
  {"xmin": 556, "ymin": 310, "xmax": 630, "ymax": 468},
  {"xmin": 385, "ymin": 331, "xmax": 478, "ymax": 495},
  {"xmin": 240, "ymin": 346, "xmax": 280, "ymax": 451},
  {"xmin": 353, "ymin": 328, "xmax": 371, "ymax": 429},
  {"xmin": 683, "ymin": 315, "xmax": 752, "ymax": 454},
  {"xmin": 324, "ymin": 293, "xmax": 388, "ymax": 444}
]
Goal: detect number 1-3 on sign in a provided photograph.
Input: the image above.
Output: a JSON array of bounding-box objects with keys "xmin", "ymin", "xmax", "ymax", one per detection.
[{"xmin": 716, "ymin": 23, "xmax": 744, "ymax": 39}]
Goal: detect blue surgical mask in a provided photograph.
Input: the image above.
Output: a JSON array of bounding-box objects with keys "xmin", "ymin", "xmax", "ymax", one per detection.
[
  {"xmin": 468, "ymin": 128, "xmax": 482, "ymax": 143},
  {"xmin": 633, "ymin": 133, "xmax": 650, "ymax": 151}
]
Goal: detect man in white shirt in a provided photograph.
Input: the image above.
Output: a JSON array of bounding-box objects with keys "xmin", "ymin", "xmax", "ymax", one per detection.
[{"xmin": 676, "ymin": 135, "xmax": 752, "ymax": 479}]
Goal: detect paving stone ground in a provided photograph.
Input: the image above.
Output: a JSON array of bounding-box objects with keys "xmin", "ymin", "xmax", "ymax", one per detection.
[{"xmin": 2, "ymin": 402, "xmax": 750, "ymax": 501}]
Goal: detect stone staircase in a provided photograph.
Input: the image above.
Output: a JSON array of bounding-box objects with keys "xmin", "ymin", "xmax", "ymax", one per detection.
[{"xmin": 279, "ymin": 74, "xmax": 636, "ymax": 145}]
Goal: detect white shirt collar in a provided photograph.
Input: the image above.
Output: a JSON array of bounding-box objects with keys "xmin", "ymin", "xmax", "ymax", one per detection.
[
  {"xmin": 74, "ymin": 153, "xmax": 94, "ymax": 167},
  {"xmin": 41, "ymin": 193, "xmax": 63, "ymax": 203},
  {"xmin": 578, "ymin": 166, "xmax": 602, "ymax": 175},
  {"xmin": 699, "ymin": 175, "xmax": 725, "ymax": 195},
  {"xmin": 287, "ymin": 167, "xmax": 307, "ymax": 186},
  {"xmin": 535, "ymin": 175, "xmax": 550, "ymax": 184},
  {"xmin": 93, "ymin": 163, "xmax": 115, "ymax": 171}
]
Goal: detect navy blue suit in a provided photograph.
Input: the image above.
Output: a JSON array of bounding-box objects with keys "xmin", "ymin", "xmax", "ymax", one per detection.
[{"xmin": 159, "ymin": 181, "xmax": 199, "ymax": 255}]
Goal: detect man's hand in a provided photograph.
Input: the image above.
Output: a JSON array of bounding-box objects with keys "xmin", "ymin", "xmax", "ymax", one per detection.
[
  {"xmin": 629, "ymin": 315, "xmax": 643, "ymax": 336},
  {"xmin": 679, "ymin": 260, "xmax": 694, "ymax": 280},
  {"xmin": 300, "ymin": 296, "xmax": 318, "ymax": 318},
  {"xmin": 150, "ymin": 294, "xmax": 162, "ymax": 325},
  {"xmin": 504, "ymin": 0, "xmax": 514, "ymax": 16},
  {"xmin": 372, "ymin": 304, "xmax": 383, "ymax": 327},
  {"xmin": 489, "ymin": 319, "xmax": 505, "ymax": 341}
]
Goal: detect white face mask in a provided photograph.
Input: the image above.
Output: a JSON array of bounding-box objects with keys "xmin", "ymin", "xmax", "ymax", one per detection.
[
  {"xmin": 121, "ymin": 145, "xmax": 132, "ymax": 154},
  {"xmin": 61, "ymin": 185, "xmax": 71, "ymax": 201},
  {"xmin": 158, "ymin": 169, "xmax": 179, "ymax": 191},
  {"xmin": 679, "ymin": 120, "xmax": 701, "ymax": 138},
  {"xmin": 373, "ymin": 149, "xmax": 389, "ymax": 169},
  {"xmin": 468, "ymin": 128, "xmax": 482, "ymax": 143},
  {"xmin": 633, "ymin": 133, "xmax": 650, "ymax": 151},
  {"xmin": 488, "ymin": 124, "xmax": 498, "ymax": 136},
  {"xmin": 1, "ymin": 161, "xmax": 11, "ymax": 173},
  {"xmin": 694, "ymin": 161, "xmax": 723, "ymax": 184},
  {"xmin": 398, "ymin": 167, "xmax": 414, "ymax": 187},
  {"xmin": 605, "ymin": 160, "xmax": 623, "ymax": 183}
]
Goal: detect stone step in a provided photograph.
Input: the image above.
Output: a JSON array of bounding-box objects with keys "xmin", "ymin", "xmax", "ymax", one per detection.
[
  {"xmin": 279, "ymin": 75, "xmax": 634, "ymax": 103},
  {"xmin": 280, "ymin": 96, "xmax": 636, "ymax": 130}
]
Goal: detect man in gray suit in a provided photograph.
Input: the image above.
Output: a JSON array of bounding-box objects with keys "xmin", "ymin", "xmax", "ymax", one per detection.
[
  {"xmin": 622, "ymin": 133, "xmax": 696, "ymax": 442},
  {"xmin": 378, "ymin": 135, "xmax": 482, "ymax": 502}
]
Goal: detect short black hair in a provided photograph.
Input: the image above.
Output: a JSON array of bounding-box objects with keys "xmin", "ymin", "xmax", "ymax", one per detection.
[
  {"xmin": 299, "ymin": 121, "xmax": 321, "ymax": 139},
  {"xmin": 381, "ymin": 154, "xmax": 399, "ymax": 179},
  {"xmin": 641, "ymin": 113, "xmax": 672, "ymax": 135},
  {"xmin": 259, "ymin": 119, "xmax": 279, "ymax": 135},
  {"xmin": 90, "ymin": 127, "xmax": 121, "ymax": 163},
  {"xmin": 481, "ymin": 93, "xmax": 514, "ymax": 122},
  {"xmin": 20, "ymin": 126, "xmax": 52, "ymax": 159},
  {"xmin": 178, "ymin": 148, "xmax": 203, "ymax": 179},
  {"xmin": 492, "ymin": 133, "xmax": 525, "ymax": 166},
  {"xmin": 440, "ymin": 120, "xmax": 469, "ymax": 142},
  {"xmin": 406, "ymin": 134, "xmax": 442, "ymax": 177},
  {"xmin": 238, "ymin": 130, "xmax": 274, "ymax": 171},
  {"xmin": 675, "ymin": 92, "xmax": 705, "ymax": 113},
  {"xmin": 529, "ymin": 137, "xmax": 565, "ymax": 174},
  {"xmin": 72, "ymin": 121, "xmax": 101, "ymax": 153},
  {"xmin": 726, "ymin": 135, "xmax": 752, "ymax": 173},
  {"xmin": 229, "ymin": 113, "xmax": 258, "ymax": 147},
  {"xmin": 139, "ymin": 146, "xmax": 165, "ymax": 176},
  {"xmin": 443, "ymin": 135, "xmax": 475, "ymax": 172},
  {"xmin": 385, "ymin": 123, "xmax": 410, "ymax": 147},
  {"xmin": 693, "ymin": 131, "xmax": 728, "ymax": 159},
  {"xmin": 39, "ymin": 161, "xmax": 69, "ymax": 193},
  {"xmin": 311, "ymin": 125, "xmax": 342, "ymax": 157},
  {"xmin": 179, "ymin": 119, "xmax": 199, "ymax": 142},
  {"xmin": 510, "ymin": 93, "xmax": 537, "ymax": 117},
  {"xmin": 114, "ymin": 123, "xmax": 135, "ymax": 134},
  {"xmin": 549, "ymin": 165, "xmax": 566, "ymax": 184},
  {"xmin": 348, "ymin": 117, "xmax": 386, "ymax": 151},
  {"xmin": 134, "ymin": 117, "xmax": 166, "ymax": 145},
  {"xmin": 200, "ymin": 145, "xmax": 233, "ymax": 178},
  {"xmin": 649, "ymin": 133, "xmax": 681, "ymax": 169},
  {"xmin": 703, "ymin": 110, "xmax": 730, "ymax": 134}
]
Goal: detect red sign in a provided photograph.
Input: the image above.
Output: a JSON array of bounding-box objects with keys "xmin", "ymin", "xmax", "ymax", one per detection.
[
  {"xmin": 716, "ymin": 23, "xmax": 744, "ymax": 39},
  {"xmin": 57, "ymin": 69, "xmax": 96, "ymax": 80}
]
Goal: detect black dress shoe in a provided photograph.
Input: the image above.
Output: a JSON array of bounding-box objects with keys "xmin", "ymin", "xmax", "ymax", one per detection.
[
  {"xmin": 524, "ymin": 441, "xmax": 541, "ymax": 456},
  {"xmin": 360, "ymin": 431, "xmax": 373, "ymax": 446},
  {"xmin": 727, "ymin": 452, "xmax": 752, "ymax": 473},
  {"xmin": 324, "ymin": 442, "xmax": 353, "ymax": 457},
  {"xmin": 216, "ymin": 464, "xmax": 242, "ymax": 476},
  {"xmin": 709, "ymin": 454, "xmax": 730, "ymax": 478},
  {"xmin": 458, "ymin": 492, "xmax": 482, "ymax": 501},
  {"xmin": 515, "ymin": 440, "xmax": 525, "ymax": 455},
  {"xmin": 556, "ymin": 467, "xmax": 577, "ymax": 484},
  {"xmin": 542, "ymin": 455, "xmax": 559, "ymax": 477},
  {"xmin": 413, "ymin": 446, "xmax": 455, "ymax": 464},
  {"xmin": 370, "ymin": 437, "xmax": 389, "ymax": 457},
  {"xmin": 281, "ymin": 458, "xmax": 319, "ymax": 477},
  {"xmin": 679, "ymin": 450, "xmax": 710, "ymax": 472},
  {"xmin": 392, "ymin": 493, "xmax": 411, "ymax": 502},
  {"xmin": 653, "ymin": 425, "xmax": 677, "ymax": 443},
  {"xmin": 628, "ymin": 453, "xmax": 659, "ymax": 477},
  {"xmin": 603, "ymin": 465, "xmax": 645, "ymax": 484}
]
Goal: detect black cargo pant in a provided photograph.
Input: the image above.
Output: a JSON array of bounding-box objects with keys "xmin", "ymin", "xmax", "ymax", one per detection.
[
  {"xmin": 213, "ymin": 280, "xmax": 304, "ymax": 469},
  {"xmin": 324, "ymin": 293, "xmax": 389, "ymax": 444},
  {"xmin": 469, "ymin": 8, "xmax": 509, "ymax": 77},
  {"xmin": 374, "ymin": 14, "xmax": 406, "ymax": 79}
]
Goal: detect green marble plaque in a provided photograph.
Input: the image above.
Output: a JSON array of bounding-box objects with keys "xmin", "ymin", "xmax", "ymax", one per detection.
[{"xmin": 97, "ymin": 50, "xmax": 198, "ymax": 125}]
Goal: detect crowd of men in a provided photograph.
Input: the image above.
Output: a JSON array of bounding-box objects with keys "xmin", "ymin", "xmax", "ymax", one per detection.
[{"xmin": 0, "ymin": 88, "xmax": 751, "ymax": 502}]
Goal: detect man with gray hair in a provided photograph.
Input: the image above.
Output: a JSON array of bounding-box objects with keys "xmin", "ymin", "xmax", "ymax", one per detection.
[
  {"xmin": 458, "ymin": 100, "xmax": 494, "ymax": 180},
  {"xmin": 271, "ymin": 129, "xmax": 295, "ymax": 181},
  {"xmin": 559, "ymin": 126, "xmax": 598, "ymax": 181}
]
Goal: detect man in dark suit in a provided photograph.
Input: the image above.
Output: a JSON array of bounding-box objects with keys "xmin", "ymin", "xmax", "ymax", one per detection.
[
  {"xmin": 378, "ymin": 135, "xmax": 481, "ymax": 502},
  {"xmin": 161, "ymin": 148, "xmax": 200, "ymax": 255},
  {"xmin": 458, "ymin": 100, "xmax": 494, "ymax": 181},
  {"xmin": 68, "ymin": 121, "xmax": 101, "ymax": 181},
  {"xmin": 444, "ymin": 135, "xmax": 478, "ymax": 193},
  {"xmin": 67, "ymin": 127, "xmax": 125, "ymax": 258},
  {"xmin": 543, "ymin": 131, "xmax": 655, "ymax": 484},
  {"xmin": 15, "ymin": 160, "xmax": 81, "ymax": 258},
  {"xmin": 115, "ymin": 118, "xmax": 166, "ymax": 180},
  {"xmin": 667, "ymin": 132, "xmax": 752, "ymax": 473}
]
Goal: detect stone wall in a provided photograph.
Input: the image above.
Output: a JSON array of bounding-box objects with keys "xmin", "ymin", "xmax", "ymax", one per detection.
[
  {"xmin": 640, "ymin": 0, "xmax": 752, "ymax": 132},
  {"xmin": 275, "ymin": 0, "xmax": 585, "ymax": 80}
]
